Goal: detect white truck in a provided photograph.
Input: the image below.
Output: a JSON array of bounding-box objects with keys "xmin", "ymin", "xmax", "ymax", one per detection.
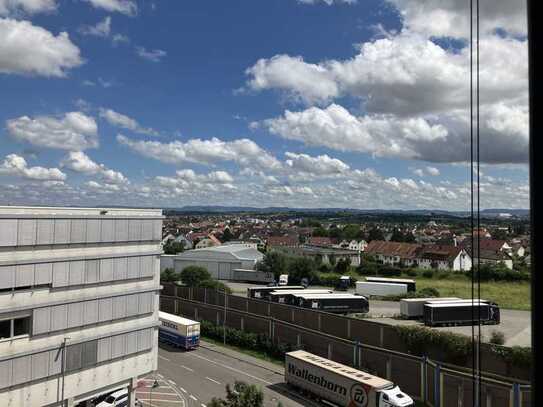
[
  {"xmin": 285, "ymin": 350, "xmax": 413, "ymax": 407},
  {"xmin": 355, "ymin": 281, "xmax": 407, "ymax": 297},
  {"xmin": 400, "ymin": 297, "xmax": 461, "ymax": 319},
  {"xmin": 278, "ymin": 274, "xmax": 289, "ymax": 286}
]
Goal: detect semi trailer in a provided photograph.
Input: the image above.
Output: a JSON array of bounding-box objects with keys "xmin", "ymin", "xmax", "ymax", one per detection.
[
  {"xmin": 158, "ymin": 311, "xmax": 200, "ymax": 349},
  {"xmin": 365, "ymin": 277, "xmax": 416, "ymax": 292},
  {"xmin": 269, "ymin": 289, "xmax": 333, "ymax": 304},
  {"xmin": 292, "ymin": 293, "xmax": 369, "ymax": 314},
  {"xmin": 355, "ymin": 281, "xmax": 408, "ymax": 297},
  {"xmin": 423, "ymin": 300, "xmax": 500, "ymax": 326},
  {"xmin": 400, "ymin": 297, "xmax": 461, "ymax": 319},
  {"xmin": 247, "ymin": 285, "xmax": 305, "ymax": 300},
  {"xmin": 285, "ymin": 350, "xmax": 414, "ymax": 407}
]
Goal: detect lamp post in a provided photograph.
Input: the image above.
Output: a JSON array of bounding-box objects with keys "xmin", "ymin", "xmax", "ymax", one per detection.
[
  {"xmin": 223, "ymin": 288, "xmax": 227, "ymax": 345},
  {"xmin": 60, "ymin": 337, "xmax": 70, "ymax": 406}
]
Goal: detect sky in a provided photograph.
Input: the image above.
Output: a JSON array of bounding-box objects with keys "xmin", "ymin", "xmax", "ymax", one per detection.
[{"xmin": 0, "ymin": 0, "xmax": 529, "ymax": 210}]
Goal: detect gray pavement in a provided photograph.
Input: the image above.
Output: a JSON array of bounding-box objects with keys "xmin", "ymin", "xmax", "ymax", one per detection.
[
  {"xmin": 154, "ymin": 340, "xmax": 319, "ymax": 407},
  {"xmin": 225, "ymin": 281, "xmax": 531, "ymax": 347}
]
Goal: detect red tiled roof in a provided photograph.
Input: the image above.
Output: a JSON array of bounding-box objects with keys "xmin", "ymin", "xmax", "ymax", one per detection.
[
  {"xmin": 267, "ymin": 235, "xmax": 299, "ymax": 247},
  {"xmin": 365, "ymin": 240, "xmax": 421, "ymax": 259},
  {"xmin": 420, "ymin": 245, "xmax": 463, "ymax": 261},
  {"xmin": 308, "ymin": 237, "xmax": 335, "ymax": 247}
]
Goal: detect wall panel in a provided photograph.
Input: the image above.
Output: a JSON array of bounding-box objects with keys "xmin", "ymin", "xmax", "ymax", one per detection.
[
  {"xmin": 115, "ymin": 219, "xmax": 129, "ymax": 242},
  {"xmin": 69, "ymin": 260, "xmax": 85, "ymax": 285},
  {"xmin": 35, "ymin": 263, "xmax": 53, "ymax": 285},
  {"xmin": 98, "ymin": 298, "xmax": 113, "ymax": 322},
  {"xmin": 128, "ymin": 219, "xmax": 142, "ymax": 241},
  {"xmin": 36, "ymin": 219, "xmax": 54, "ymax": 245},
  {"xmin": 70, "ymin": 219, "xmax": 86, "ymax": 244},
  {"xmin": 127, "ymin": 256, "xmax": 140, "ymax": 279},
  {"xmin": 84, "ymin": 300, "xmax": 99, "ymax": 325},
  {"xmin": 100, "ymin": 258, "xmax": 114, "ymax": 282},
  {"xmin": 0, "ymin": 219, "xmax": 17, "ymax": 246},
  {"xmin": 12, "ymin": 356, "xmax": 31, "ymax": 386},
  {"xmin": 86, "ymin": 219, "xmax": 101, "ymax": 242},
  {"xmin": 100, "ymin": 219, "xmax": 115, "ymax": 243},
  {"xmin": 0, "ymin": 265, "xmax": 15, "ymax": 289},
  {"xmin": 17, "ymin": 219, "xmax": 36, "ymax": 246},
  {"xmin": 112, "ymin": 296, "xmax": 127, "ymax": 320},
  {"xmin": 51, "ymin": 304, "xmax": 68, "ymax": 331},
  {"xmin": 52, "ymin": 261, "xmax": 69, "ymax": 287},
  {"xmin": 67, "ymin": 302, "xmax": 84, "ymax": 328},
  {"xmin": 53, "ymin": 219, "xmax": 70, "ymax": 244},
  {"xmin": 85, "ymin": 260, "xmax": 99, "ymax": 284},
  {"xmin": 33, "ymin": 307, "xmax": 51, "ymax": 335},
  {"xmin": 31, "ymin": 352, "xmax": 49, "ymax": 380},
  {"xmin": 114, "ymin": 257, "xmax": 128, "ymax": 281}
]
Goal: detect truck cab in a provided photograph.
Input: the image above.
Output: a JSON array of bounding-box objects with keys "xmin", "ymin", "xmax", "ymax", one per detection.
[
  {"xmin": 337, "ymin": 275, "xmax": 350, "ymax": 290},
  {"xmin": 379, "ymin": 386, "xmax": 414, "ymax": 406},
  {"xmin": 278, "ymin": 274, "xmax": 289, "ymax": 286}
]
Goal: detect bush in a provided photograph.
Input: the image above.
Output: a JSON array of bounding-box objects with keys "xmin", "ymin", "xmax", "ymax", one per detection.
[
  {"xmin": 422, "ymin": 270, "xmax": 435, "ymax": 278},
  {"xmin": 417, "ymin": 287, "xmax": 440, "ymax": 298},
  {"xmin": 405, "ymin": 269, "xmax": 418, "ymax": 277},
  {"xmin": 489, "ymin": 331, "xmax": 505, "ymax": 345},
  {"xmin": 198, "ymin": 279, "xmax": 232, "ymax": 294},
  {"xmin": 181, "ymin": 266, "xmax": 211, "ymax": 286},
  {"xmin": 380, "ymin": 266, "xmax": 402, "ymax": 277}
]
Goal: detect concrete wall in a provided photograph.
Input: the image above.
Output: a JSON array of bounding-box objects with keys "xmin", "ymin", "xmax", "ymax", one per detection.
[{"xmin": 0, "ymin": 206, "xmax": 162, "ymax": 406}]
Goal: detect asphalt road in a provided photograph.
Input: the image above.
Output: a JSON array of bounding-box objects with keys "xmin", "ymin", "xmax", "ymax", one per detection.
[
  {"xmin": 225, "ymin": 282, "xmax": 531, "ymax": 347},
  {"xmin": 152, "ymin": 340, "xmax": 319, "ymax": 407}
]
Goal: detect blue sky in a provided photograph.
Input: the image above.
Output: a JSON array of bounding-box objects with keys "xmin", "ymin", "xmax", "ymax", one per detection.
[{"xmin": 0, "ymin": 0, "xmax": 529, "ymax": 210}]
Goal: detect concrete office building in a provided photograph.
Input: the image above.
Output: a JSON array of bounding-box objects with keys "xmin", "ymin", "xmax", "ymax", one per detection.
[{"xmin": 0, "ymin": 206, "xmax": 163, "ymax": 407}]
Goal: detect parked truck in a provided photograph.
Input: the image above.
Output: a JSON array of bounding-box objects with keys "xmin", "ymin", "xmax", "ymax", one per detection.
[
  {"xmin": 355, "ymin": 281, "xmax": 407, "ymax": 297},
  {"xmin": 400, "ymin": 297, "xmax": 461, "ymax": 319},
  {"xmin": 423, "ymin": 300, "xmax": 500, "ymax": 326},
  {"xmin": 247, "ymin": 285, "xmax": 305, "ymax": 300},
  {"xmin": 269, "ymin": 289, "xmax": 333, "ymax": 304},
  {"xmin": 365, "ymin": 277, "xmax": 416, "ymax": 292},
  {"xmin": 158, "ymin": 311, "xmax": 200, "ymax": 349},
  {"xmin": 292, "ymin": 293, "xmax": 369, "ymax": 314},
  {"xmin": 278, "ymin": 274, "xmax": 289, "ymax": 286},
  {"xmin": 285, "ymin": 350, "xmax": 414, "ymax": 407}
]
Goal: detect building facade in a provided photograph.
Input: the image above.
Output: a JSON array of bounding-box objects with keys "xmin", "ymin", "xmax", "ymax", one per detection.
[{"xmin": 0, "ymin": 206, "xmax": 163, "ymax": 407}]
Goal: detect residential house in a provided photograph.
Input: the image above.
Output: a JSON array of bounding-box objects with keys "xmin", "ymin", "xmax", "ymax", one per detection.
[
  {"xmin": 417, "ymin": 245, "xmax": 472, "ymax": 271},
  {"xmin": 194, "ymin": 234, "xmax": 222, "ymax": 249},
  {"xmin": 266, "ymin": 235, "xmax": 300, "ymax": 249},
  {"xmin": 364, "ymin": 241, "xmax": 420, "ymax": 267},
  {"xmin": 273, "ymin": 245, "xmax": 361, "ymax": 266}
]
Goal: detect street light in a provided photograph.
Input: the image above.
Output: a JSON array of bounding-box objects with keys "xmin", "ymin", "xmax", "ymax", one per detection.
[
  {"xmin": 61, "ymin": 337, "xmax": 71, "ymax": 406},
  {"xmin": 223, "ymin": 288, "xmax": 227, "ymax": 345}
]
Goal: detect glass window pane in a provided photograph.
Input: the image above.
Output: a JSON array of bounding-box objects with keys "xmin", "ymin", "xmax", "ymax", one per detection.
[
  {"xmin": 13, "ymin": 317, "xmax": 30, "ymax": 336},
  {"xmin": 0, "ymin": 320, "xmax": 11, "ymax": 339}
]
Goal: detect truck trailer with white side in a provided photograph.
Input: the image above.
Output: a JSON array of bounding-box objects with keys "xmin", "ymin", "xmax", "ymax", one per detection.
[
  {"xmin": 158, "ymin": 311, "xmax": 200, "ymax": 349},
  {"xmin": 423, "ymin": 300, "xmax": 500, "ymax": 326},
  {"xmin": 285, "ymin": 350, "xmax": 414, "ymax": 407},
  {"xmin": 355, "ymin": 281, "xmax": 407, "ymax": 297},
  {"xmin": 269, "ymin": 289, "xmax": 333, "ymax": 304},
  {"xmin": 247, "ymin": 285, "xmax": 305, "ymax": 300},
  {"xmin": 292, "ymin": 293, "xmax": 369, "ymax": 314},
  {"xmin": 365, "ymin": 277, "xmax": 416, "ymax": 292},
  {"xmin": 400, "ymin": 297, "xmax": 461, "ymax": 319}
]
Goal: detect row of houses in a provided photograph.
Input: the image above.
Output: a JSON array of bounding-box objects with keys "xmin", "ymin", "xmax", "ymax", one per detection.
[{"xmin": 365, "ymin": 239, "xmax": 516, "ymax": 271}]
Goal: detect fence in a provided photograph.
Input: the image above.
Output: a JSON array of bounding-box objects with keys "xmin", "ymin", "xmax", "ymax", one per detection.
[{"xmin": 160, "ymin": 284, "xmax": 531, "ymax": 407}]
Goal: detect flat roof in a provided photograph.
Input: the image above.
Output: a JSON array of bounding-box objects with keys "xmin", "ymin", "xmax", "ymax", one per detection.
[
  {"xmin": 0, "ymin": 205, "xmax": 162, "ymax": 216},
  {"xmin": 159, "ymin": 311, "xmax": 199, "ymax": 326},
  {"xmin": 293, "ymin": 293, "xmax": 362, "ymax": 299},
  {"xmin": 400, "ymin": 297, "xmax": 460, "ymax": 303},
  {"xmin": 424, "ymin": 301, "xmax": 490, "ymax": 308},
  {"xmin": 425, "ymin": 299, "xmax": 487, "ymax": 304},
  {"xmin": 287, "ymin": 350, "xmax": 392, "ymax": 389},
  {"xmin": 270, "ymin": 289, "xmax": 332, "ymax": 295},
  {"xmin": 356, "ymin": 281, "xmax": 407, "ymax": 286},
  {"xmin": 248, "ymin": 285, "xmax": 304, "ymax": 290},
  {"xmin": 365, "ymin": 277, "xmax": 415, "ymax": 283}
]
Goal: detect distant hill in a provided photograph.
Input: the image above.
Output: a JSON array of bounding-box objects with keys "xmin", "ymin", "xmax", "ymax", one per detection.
[{"xmin": 162, "ymin": 206, "xmax": 529, "ymax": 218}]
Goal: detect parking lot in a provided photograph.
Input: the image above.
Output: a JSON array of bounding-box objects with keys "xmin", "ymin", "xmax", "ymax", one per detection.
[{"xmin": 136, "ymin": 375, "xmax": 188, "ymax": 407}]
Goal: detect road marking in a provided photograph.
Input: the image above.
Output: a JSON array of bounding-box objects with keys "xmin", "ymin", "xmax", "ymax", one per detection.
[
  {"xmin": 139, "ymin": 399, "xmax": 184, "ymax": 404},
  {"xmin": 168, "ymin": 379, "xmax": 177, "ymax": 386},
  {"xmin": 180, "ymin": 365, "xmax": 194, "ymax": 372},
  {"xmin": 179, "ymin": 387, "xmax": 187, "ymax": 393},
  {"xmin": 190, "ymin": 395, "xmax": 198, "ymax": 401},
  {"xmin": 188, "ymin": 353, "xmax": 273, "ymax": 385},
  {"xmin": 137, "ymin": 392, "xmax": 180, "ymax": 396},
  {"xmin": 205, "ymin": 377, "xmax": 221, "ymax": 385},
  {"xmin": 158, "ymin": 355, "xmax": 171, "ymax": 361},
  {"xmin": 201, "ymin": 404, "xmax": 207, "ymax": 407}
]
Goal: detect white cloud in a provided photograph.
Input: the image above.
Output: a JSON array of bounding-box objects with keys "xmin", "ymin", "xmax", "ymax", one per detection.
[
  {"xmin": 0, "ymin": 18, "xmax": 82, "ymax": 77},
  {"xmin": 387, "ymin": 0, "xmax": 527, "ymax": 38},
  {"xmin": 412, "ymin": 168, "xmax": 424, "ymax": 177},
  {"xmin": 245, "ymin": 55, "xmax": 338, "ymax": 105},
  {"xmin": 245, "ymin": 33, "xmax": 527, "ymax": 116},
  {"xmin": 117, "ymin": 134, "xmax": 282, "ymax": 171},
  {"xmin": 0, "ymin": 0, "xmax": 56, "ymax": 16},
  {"xmin": 135, "ymin": 46, "xmax": 166, "ymax": 62},
  {"xmin": 112, "ymin": 33, "xmax": 129, "ymax": 45},
  {"xmin": 85, "ymin": 180, "xmax": 121, "ymax": 192},
  {"xmin": 426, "ymin": 166, "xmax": 440, "ymax": 176},
  {"xmin": 99, "ymin": 108, "xmax": 159, "ymax": 136},
  {"xmin": 61, "ymin": 151, "xmax": 127, "ymax": 184},
  {"xmin": 0, "ymin": 154, "xmax": 66, "ymax": 181},
  {"xmin": 79, "ymin": 16, "xmax": 111, "ymax": 37},
  {"xmin": 284, "ymin": 152, "xmax": 349, "ymax": 176},
  {"xmin": 82, "ymin": 0, "xmax": 136, "ymax": 16},
  {"xmin": 261, "ymin": 102, "xmax": 528, "ymax": 164},
  {"xmin": 6, "ymin": 112, "xmax": 99, "ymax": 151}
]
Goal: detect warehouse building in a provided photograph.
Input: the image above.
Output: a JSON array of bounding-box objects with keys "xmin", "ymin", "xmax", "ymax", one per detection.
[
  {"xmin": 171, "ymin": 244, "xmax": 264, "ymax": 280},
  {"xmin": 0, "ymin": 206, "xmax": 163, "ymax": 407}
]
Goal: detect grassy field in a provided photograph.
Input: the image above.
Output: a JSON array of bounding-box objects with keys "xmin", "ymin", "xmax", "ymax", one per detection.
[{"xmin": 412, "ymin": 277, "xmax": 531, "ymax": 311}]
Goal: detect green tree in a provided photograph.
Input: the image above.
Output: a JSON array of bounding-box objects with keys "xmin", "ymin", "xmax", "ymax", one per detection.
[
  {"xmin": 287, "ymin": 257, "xmax": 316, "ymax": 283},
  {"xmin": 180, "ymin": 266, "xmax": 211, "ymax": 286},
  {"xmin": 334, "ymin": 257, "xmax": 351, "ymax": 274},
  {"xmin": 163, "ymin": 240, "xmax": 185, "ymax": 254},
  {"xmin": 221, "ymin": 228, "xmax": 234, "ymax": 242},
  {"xmin": 160, "ymin": 267, "xmax": 179, "ymax": 282},
  {"xmin": 208, "ymin": 381, "xmax": 264, "ymax": 407},
  {"xmin": 328, "ymin": 226, "xmax": 343, "ymax": 239},
  {"xmin": 312, "ymin": 226, "xmax": 328, "ymax": 237},
  {"xmin": 343, "ymin": 224, "xmax": 362, "ymax": 240},
  {"xmin": 390, "ymin": 228, "xmax": 405, "ymax": 242},
  {"xmin": 367, "ymin": 227, "xmax": 385, "ymax": 242},
  {"xmin": 256, "ymin": 252, "xmax": 289, "ymax": 280}
]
